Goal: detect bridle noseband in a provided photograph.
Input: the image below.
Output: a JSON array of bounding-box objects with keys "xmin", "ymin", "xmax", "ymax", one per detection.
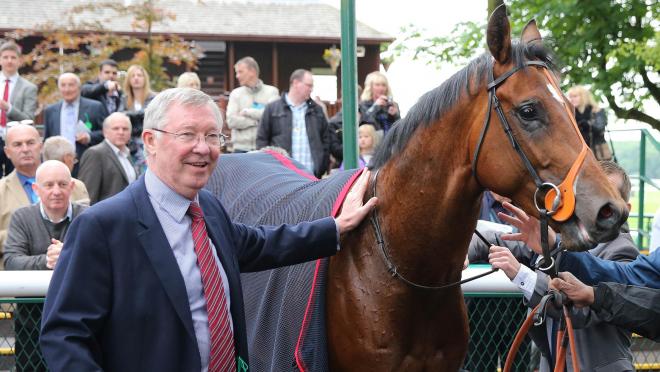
[{"xmin": 369, "ymin": 59, "xmax": 589, "ymax": 289}]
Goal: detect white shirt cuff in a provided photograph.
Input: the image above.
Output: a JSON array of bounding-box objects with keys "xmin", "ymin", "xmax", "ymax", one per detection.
[{"xmin": 512, "ymin": 265, "xmax": 537, "ymax": 301}]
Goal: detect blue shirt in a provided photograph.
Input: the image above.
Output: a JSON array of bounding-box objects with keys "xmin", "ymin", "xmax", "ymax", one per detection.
[
  {"xmin": 144, "ymin": 169, "xmax": 232, "ymax": 372},
  {"xmin": 285, "ymin": 94, "xmax": 314, "ymax": 174},
  {"xmin": 16, "ymin": 171, "xmax": 38, "ymax": 204},
  {"xmin": 60, "ymin": 99, "xmax": 80, "ymax": 145}
]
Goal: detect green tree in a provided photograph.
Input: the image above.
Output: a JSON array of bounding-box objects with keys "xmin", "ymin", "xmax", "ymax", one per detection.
[
  {"xmin": 391, "ymin": 1, "xmax": 659, "ymax": 130},
  {"xmin": 5, "ymin": 0, "xmax": 202, "ymax": 105}
]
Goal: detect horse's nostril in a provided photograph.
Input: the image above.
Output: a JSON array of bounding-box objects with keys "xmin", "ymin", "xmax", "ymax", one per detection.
[{"xmin": 598, "ymin": 204, "xmax": 614, "ymax": 220}]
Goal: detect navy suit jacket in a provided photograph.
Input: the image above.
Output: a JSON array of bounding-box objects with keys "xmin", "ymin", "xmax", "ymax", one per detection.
[
  {"xmin": 41, "ymin": 176, "xmax": 338, "ymax": 371},
  {"xmin": 43, "ymin": 97, "xmax": 108, "ymax": 161}
]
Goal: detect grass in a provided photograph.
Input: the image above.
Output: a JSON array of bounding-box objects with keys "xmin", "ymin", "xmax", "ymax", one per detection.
[{"xmin": 628, "ymin": 185, "xmax": 660, "ymax": 250}]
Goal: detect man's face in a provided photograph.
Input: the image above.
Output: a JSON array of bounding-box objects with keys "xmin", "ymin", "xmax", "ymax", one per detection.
[
  {"xmin": 34, "ymin": 165, "xmax": 74, "ymax": 214},
  {"xmin": 99, "ymin": 64, "xmax": 118, "ymax": 82},
  {"xmin": 58, "ymin": 76, "xmax": 80, "ymax": 103},
  {"xmin": 143, "ymin": 103, "xmax": 221, "ymax": 199},
  {"xmin": 235, "ymin": 63, "xmax": 257, "ymax": 87},
  {"xmin": 292, "ymin": 72, "xmax": 314, "ymax": 100},
  {"xmin": 103, "ymin": 116, "xmax": 132, "ymax": 149},
  {"xmin": 4, "ymin": 126, "xmax": 41, "ymax": 172},
  {"xmin": 0, "ymin": 50, "xmax": 19, "ymax": 76}
]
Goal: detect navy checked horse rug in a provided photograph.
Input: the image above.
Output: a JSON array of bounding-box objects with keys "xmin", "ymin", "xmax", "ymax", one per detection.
[{"xmin": 205, "ymin": 150, "xmax": 362, "ymax": 372}]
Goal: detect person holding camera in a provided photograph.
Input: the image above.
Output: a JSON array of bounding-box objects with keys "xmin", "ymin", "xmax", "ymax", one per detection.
[
  {"xmin": 567, "ymin": 85, "xmax": 611, "ymax": 160},
  {"xmin": 359, "ymin": 71, "xmax": 400, "ymax": 133},
  {"xmin": 81, "ymin": 59, "xmax": 124, "ymax": 115}
]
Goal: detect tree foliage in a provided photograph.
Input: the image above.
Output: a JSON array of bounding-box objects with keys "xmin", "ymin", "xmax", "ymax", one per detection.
[
  {"xmin": 390, "ymin": 0, "xmax": 659, "ymax": 130},
  {"xmin": 4, "ymin": 0, "xmax": 202, "ymax": 105}
]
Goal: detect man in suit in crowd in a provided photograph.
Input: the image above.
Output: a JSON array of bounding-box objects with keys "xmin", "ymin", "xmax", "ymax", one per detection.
[
  {"xmin": 474, "ymin": 161, "xmax": 639, "ymax": 371},
  {"xmin": 78, "ymin": 112, "xmax": 137, "ymax": 204},
  {"xmin": 43, "ymin": 73, "xmax": 108, "ymax": 175},
  {"xmin": 4, "ymin": 160, "xmax": 88, "ymax": 371},
  {"xmin": 40, "ymin": 87, "xmax": 377, "ymax": 371},
  {"xmin": 257, "ymin": 69, "xmax": 331, "ymax": 178},
  {"xmin": 226, "ymin": 56, "xmax": 279, "ymax": 153},
  {"xmin": 42, "ymin": 136, "xmax": 91, "ymax": 206},
  {"xmin": 0, "ymin": 41, "xmax": 38, "ymax": 176},
  {"xmin": 81, "ymin": 59, "xmax": 123, "ymax": 115},
  {"xmin": 0, "ymin": 124, "xmax": 41, "ymax": 269}
]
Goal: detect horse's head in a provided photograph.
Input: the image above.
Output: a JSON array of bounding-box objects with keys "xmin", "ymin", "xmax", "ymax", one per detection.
[{"xmin": 472, "ymin": 5, "xmax": 627, "ymax": 250}]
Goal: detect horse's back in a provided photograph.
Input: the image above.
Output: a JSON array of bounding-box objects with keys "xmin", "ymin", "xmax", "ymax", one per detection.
[{"xmin": 206, "ymin": 151, "xmax": 359, "ymax": 372}]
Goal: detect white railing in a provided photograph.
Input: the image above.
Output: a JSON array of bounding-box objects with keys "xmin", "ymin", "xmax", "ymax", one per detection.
[{"xmin": 0, "ymin": 266, "xmax": 520, "ymax": 297}]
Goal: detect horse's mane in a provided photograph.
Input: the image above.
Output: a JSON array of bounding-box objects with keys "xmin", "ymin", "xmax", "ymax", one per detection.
[{"xmin": 369, "ymin": 41, "xmax": 557, "ymax": 170}]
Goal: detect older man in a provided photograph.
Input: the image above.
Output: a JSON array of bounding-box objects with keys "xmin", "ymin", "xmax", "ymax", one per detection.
[
  {"xmin": 78, "ymin": 112, "xmax": 137, "ymax": 204},
  {"xmin": 42, "ymin": 136, "xmax": 90, "ymax": 205},
  {"xmin": 4, "ymin": 160, "xmax": 87, "ymax": 371},
  {"xmin": 1, "ymin": 41, "xmax": 38, "ymax": 176},
  {"xmin": 226, "ymin": 56, "xmax": 279, "ymax": 153},
  {"xmin": 41, "ymin": 88, "xmax": 377, "ymax": 372},
  {"xmin": 44, "ymin": 73, "xmax": 108, "ymax": 174},
  {"xmin": 0, "ymin": 124, "xmax": 40, "ymax": 267},
  {"xmin": 257, "ymin": 69, "xmax": 330, "ymax": 177}
]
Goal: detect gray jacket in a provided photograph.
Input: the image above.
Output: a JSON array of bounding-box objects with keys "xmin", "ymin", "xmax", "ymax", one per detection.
[
  {"xmin": 3, "ymin": 203, "xmax": 87, "ymax": 270},
  {"xmin": 7, "ymin": 76, "xmax": 38, "ymax": 121}
]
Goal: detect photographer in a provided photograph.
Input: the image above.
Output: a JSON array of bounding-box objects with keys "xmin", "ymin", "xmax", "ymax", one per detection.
[
  {"xmin": 359, "ymin": 71, "xmax": 400, "ymax": 133},
  {"xmin": 568, "ymin": 85, "xmax": 611, "ymax": 160},
  {"xmin": 81, "ymin": 59, "xmax": 124, "ymax": 115}
]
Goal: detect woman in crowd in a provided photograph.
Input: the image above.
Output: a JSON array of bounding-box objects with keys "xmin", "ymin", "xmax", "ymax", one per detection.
[
  {"xmin": 176, "ymin": 72, "xmax": 201, "ymax": 90},
  {"xmin": 568, "ymin": 85, "xmax": 611, "ymax": 160},
  {"xmin": 340, "ymin": 124, "xmax": 380, "ymax": 170},
  {"xmin": 359, "ymin": 71, "xmax": 400, "ymax": 133},
  {"xmin": 121, "ymin": 65, "xmax": 157, "ymax": 172}
]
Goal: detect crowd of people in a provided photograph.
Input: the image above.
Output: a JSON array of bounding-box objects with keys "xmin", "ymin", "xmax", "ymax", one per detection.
[{"xmin": 2, "ymin": 36, "xmax": 660, "ymax": 372}]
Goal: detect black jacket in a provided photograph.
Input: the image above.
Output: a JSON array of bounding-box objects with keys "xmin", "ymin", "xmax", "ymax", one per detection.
[
  {"xmin": 592, "ymin": 282, "xmax": 660, "ymax": 342},
  {"xmin": 81, "ymin": 78, "xmax": 124, "ymax": 114},
  {"xmin": 257, "ymin": 94, "xmax": 330, "ymax": 178}
]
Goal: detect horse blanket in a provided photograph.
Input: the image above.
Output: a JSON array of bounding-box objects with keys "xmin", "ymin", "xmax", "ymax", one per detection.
[{"xmin": 205, "ymin": 150, "xmax": 362, "ymax": 372}]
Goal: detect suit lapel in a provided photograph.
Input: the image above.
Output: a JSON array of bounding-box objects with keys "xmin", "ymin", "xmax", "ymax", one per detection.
[
  {"xmin": 131, "ymin": 179, "xmax": 197, "ymax": 342},
  {"xmin": 102, "ymin": 141, "xmax": 129, "ymax": 183}
]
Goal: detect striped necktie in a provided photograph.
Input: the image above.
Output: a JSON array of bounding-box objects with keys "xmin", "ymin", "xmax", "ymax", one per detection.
[{"xmin": 187, "ymin": 202, "xmax": 236, "ymax": 372}]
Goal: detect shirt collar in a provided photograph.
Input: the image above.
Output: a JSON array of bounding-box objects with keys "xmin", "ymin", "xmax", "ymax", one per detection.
[
  {"xmin": 0, "ymin": 72, "xmax": 18, "ymax": 83},
  {"xmin": 105, "ymin": 139, "xmax": 130, "ymax": 157},
  {"xmin": 62, "ymin": 97, "xmax": 80, "ymax": 109},
  {"xmin": 16, "ymin": 171, "xmax": 35, "ymax": 185},
  {"xmin": 144, "ymin": 169, "xmax": 197, "ymax": 223},
  {"xmin": 284, "ymin": 93, "xmax": 307, "ymax": 110},
  {"xmin": 39, "ymin": 202, "xmax": 73, "ymax": 223}
]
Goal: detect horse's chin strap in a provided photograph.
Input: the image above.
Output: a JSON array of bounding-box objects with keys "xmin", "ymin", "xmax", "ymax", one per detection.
[{"xmin": 368, "ymin": 169, "xmax": 498, "ymax": 291}]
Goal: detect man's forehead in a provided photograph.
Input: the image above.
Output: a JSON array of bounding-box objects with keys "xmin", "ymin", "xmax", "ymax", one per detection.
[{"xmin": 7, "ymin": 128, "xmax": 39, "ymax": 143}]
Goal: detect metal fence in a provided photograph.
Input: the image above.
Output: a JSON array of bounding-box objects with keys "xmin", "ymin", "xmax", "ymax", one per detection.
[{"xmin": 0, "ymin": 270, "xmax": 658, "ymax": 371}]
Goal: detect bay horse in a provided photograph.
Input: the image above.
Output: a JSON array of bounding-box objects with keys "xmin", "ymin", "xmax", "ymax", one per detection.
[{"xmin": 208, "ymin": 5, "xmax": 627, "ymax": 372}]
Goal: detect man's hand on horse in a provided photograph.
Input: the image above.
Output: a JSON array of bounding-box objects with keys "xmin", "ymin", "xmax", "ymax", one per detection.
[
  {"xmin": 497, "ymin": 201, "xmax": 557, "ymax": 254},
  {"xmin": 550, "ymin": 272, "xmax": 595, "ymax": 308},
  {"xmin": 336, "ymin": 169, "xmax": 378, "ymax": 235}
]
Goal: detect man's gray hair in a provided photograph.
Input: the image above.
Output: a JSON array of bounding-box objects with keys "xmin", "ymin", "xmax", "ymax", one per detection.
[
  {"xmin": 235, "ymin": 56, "xmax": 260, "ymax": 76},
  {"xmin": 58, "ymin": 72, "xmax": 81, "ymax": 86},
  {"xmin": 42, "ymin": 136, "xmax": 75, "ymax": 162},
  {"xmin": 103, "ymin": 112, "xmax": 132, "ymax": 130},
  {"xmin": 143, "ymin": 88, "xmax": 222, "ymax": 132}
]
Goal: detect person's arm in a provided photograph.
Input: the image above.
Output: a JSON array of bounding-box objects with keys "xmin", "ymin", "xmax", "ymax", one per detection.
[
  {"xmin": 77, "ymin": 149, "xmax": 102, "ymax": 204},
  {"xmin": 3, "ymin": 211, "xmax": 48, "ymax": 270},
  {"xmin": 590, "ymin": 109, "xmax": 607, "ymax": 133},
  {"xmin": 8, "ymin": 82, "xmax": 38, "ymax": 121},
  {"xmin": 559, "ymin": 250, "xmax": 660, "ymax": 288},
  {"xmin": 256, "ymin": 104, "xmax": 273, "ymax": 149},
  {"xmin": 80, "ymin": 80, "xmax": 108, "ymax": 100},
  {"xmin": 88, "ymin": 103, "xmax": 108, "ymax": 146},
  {"xmin": 40, "ymin": 213, "xmax": 111, "ymax": 370},
  {"xmin": 226, "ymin": 91, "xmax": 259, "ymax": 130},
  {"xmin": 551, "ymin": 272, "xmax": 660, "ymax": 341}
]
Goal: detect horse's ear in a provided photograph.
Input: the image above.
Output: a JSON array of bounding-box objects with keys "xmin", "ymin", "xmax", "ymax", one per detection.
[
  {"xmin": 521, "ymin": 19, "xmax": 543, "ymax": 45},
  {"xmin": 487, "ymin": 4, "xmax": 512, "ymax": 65}
]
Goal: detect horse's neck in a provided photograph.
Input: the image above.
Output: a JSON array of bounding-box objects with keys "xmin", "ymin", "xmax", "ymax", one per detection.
[{"xmin": 375, "ymin": 113, "xmax": 482, "ymax": 277}]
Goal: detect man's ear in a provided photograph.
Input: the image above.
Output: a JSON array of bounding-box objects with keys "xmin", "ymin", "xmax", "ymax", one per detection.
[{"xmin": 142, "ymin": 130, "xmax": 156, "ymax": 157}]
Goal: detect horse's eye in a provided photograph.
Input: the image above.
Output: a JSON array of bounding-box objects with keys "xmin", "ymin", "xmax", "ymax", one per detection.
[{"xmin": 518, "ymin": 104, "xmax": 538, "ymax": 121}]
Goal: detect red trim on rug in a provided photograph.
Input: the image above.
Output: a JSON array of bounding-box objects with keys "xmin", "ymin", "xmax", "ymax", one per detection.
[
  {"xmin": 294, "ymin": 168, "xmax": 365, "ymax": 371},
  {"xmin": 264, "ymin": 149, "xmax": 318, "ymax": 181}
]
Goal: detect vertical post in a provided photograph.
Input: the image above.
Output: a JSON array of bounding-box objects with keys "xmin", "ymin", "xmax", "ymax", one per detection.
[
  {"xmin": 271, "ymin": 42, "xmax": 279, "ymax": 88},
  {"xmin": 340, "ymin": 0, "xmax": 358, "ymax": 169},
  {"xmin": 638, "ymin": 130, "xmax": 646, "ymax": 248}
]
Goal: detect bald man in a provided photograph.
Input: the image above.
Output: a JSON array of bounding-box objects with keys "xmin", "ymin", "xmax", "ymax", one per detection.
[{"xmin": 44, "ymin": 72, "xmax": 107, "ymax": 175}]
